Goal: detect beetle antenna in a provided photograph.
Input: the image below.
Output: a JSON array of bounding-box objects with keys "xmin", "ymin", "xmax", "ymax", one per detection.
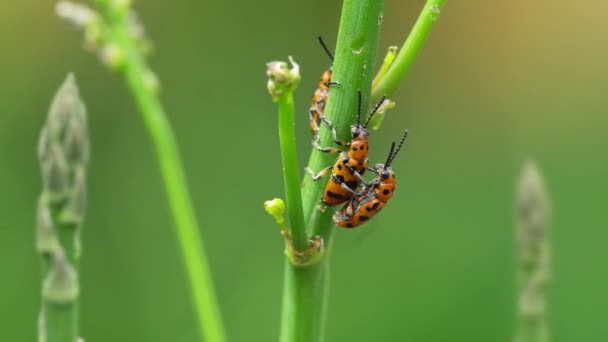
[
  {"xmin": 364, "ymin": 95, "xmax": 387, "ymax": 128},
  {"xmin": 318, "ymin": 36, "xmax": 334, "ymax": 61},
  {"xmin": 356, "ymin": 90, "xmax": 362, "ymax": 126},
  {"xmin": 384, "ymin": 142, "xmax": 396, "ymax": 166},
  {"xmin": 387, "ymin": 130, "xmax": 409, "ymax": 167}
]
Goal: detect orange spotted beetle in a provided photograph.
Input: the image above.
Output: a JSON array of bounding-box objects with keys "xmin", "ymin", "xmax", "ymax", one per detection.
[
  {"xmin": 306, "ymin": 90, "xmax": 387, "ymax": 206},
  {"xmin": 309, "ymin": 36, "xmax": 340, "ymax": 137},
  {"xmin": 333, "ymin": 130, "xmax": 408, "ymax": 228}
]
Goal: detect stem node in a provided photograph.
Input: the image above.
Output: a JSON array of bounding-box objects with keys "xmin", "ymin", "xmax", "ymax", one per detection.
[{"xmin": 283, "ymin": 234, "xmax": 324, "ymax": 268}]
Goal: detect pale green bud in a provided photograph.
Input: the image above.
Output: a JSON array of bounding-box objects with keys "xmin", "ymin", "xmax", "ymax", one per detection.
[
  {"xmin": 47, "ymin": 74, "xmax": 85, "ymax": 141},
  {"xmin": 41, "ymin": 73, "xmax": 89, "ymax": 202},
  {"xmin": 60, "ymin": 167, "xmax": 87, "ymax": 225},
  {"xmin": 55, "ymin": 1, "xmax": 98, "ymax": 29},
  {"xmin": 517, "ymin": 161, "xmax": 550, "ymax": 262},
  {"xmin": 63, "ymin": 113, "xmax": 89, "ymax": 166},
  {"xmin": 266, "ymin": 56, "xmax": 300, "ymax": 102},
  {"xmin": 36, "ymin": 196, "xmax": 58, "ymax": 255},
  {"xmin": 42, "ymin": 145, "xmax": 69, "ymax": 201},
  {"xmin": 42, "ymin": 248, "xmax": 79, "ymax": 304},
  {"xmin": 264, "ymin": 198, "xmax": 286, "ymax": 225},
  {"xmin": 143, "ymin": 70, "xmax": 160, "ymax": 93},
  {"xmin": 100, "ymin": 43, "xmax": 125, "ymax": 70}
]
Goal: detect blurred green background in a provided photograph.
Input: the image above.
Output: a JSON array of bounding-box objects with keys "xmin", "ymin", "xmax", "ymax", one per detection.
[{"xmin": 2, "ymin": 1, "xmax": 607, "ymax": 341}]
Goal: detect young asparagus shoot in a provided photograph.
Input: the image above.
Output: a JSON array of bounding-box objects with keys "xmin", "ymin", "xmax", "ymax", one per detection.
[
  {"xmin": 57, "ymin": 2, "xmax": 226, "ymax": 341},
  {"xmin": 515, "ymin": 161, "xmax": 551, "ymax": 342},
  {"xmin": 37, "ymin": 73, "xmax": 89, "ymax": 342}
]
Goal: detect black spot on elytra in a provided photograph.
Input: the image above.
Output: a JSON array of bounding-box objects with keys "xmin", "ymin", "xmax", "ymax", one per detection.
[
  {"xmin": 359, "ymin": 215, "xmax": 369, "ymax": 221},
  {"xmin": 335, "ymin": 175, "xmax": 345, "ymax": 183},
  {"xmin": 327, "ymin": 191, "xmax": 343, "ymax": 199},
  {"xmin": 352, "ymin": 146, "xmax": 358, "ymax": 151},
  {"xmin": 383, "ymin": 189, "xmax": 390, "ymax": 195},
  {"xmin": 337, "ymin": 164, "xmax": 342, "ymax": 170},
  {"xmin": 366, "ymin": 205, "xmax": 374, "ymax": 212},
  {"xmin": 346, "ymin": 223, "xmax": 353, "ymax": 228},
  {"xmin": 372, "ymin": 202, "xmax": 380, "ymax": 210},
  {"xmin": 346, "ymin": 181, "xmax": 358, "ymax": 189}
]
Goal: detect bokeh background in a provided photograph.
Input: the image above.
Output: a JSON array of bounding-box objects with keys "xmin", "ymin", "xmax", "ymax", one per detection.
[{"xmin": 2, "ymin": 1, "xmax": 607, "ymax": 341}]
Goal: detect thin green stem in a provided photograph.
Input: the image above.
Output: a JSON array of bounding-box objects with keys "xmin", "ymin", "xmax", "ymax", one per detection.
[
  {"xmin": 278, "ymin": 93, "xmax": 308, "ymax": 251},
  {"xmin": 281, "ymin": 1, "xmax": 385, "ymax": 341},
  {"xmin": 95, "ymin": 4, "xmax": 225, "ymax": 342},
  {"xmin": 372, "ymin": 0, "xmax": 446, "ymax": 103},
  {"xmin": 372, "ymin": 46, "xmax": 398, "ymax": 89},
  {"xmin": 48, "ymin": 206, "xmax": 79, "ymax": 342},
  {"xmin": 52, "ymin": 205, "xmax": 79, "ymax": 267},
  {"xmin": 44, "ymin": 303, "xmax": 78, "ymax": 342}
]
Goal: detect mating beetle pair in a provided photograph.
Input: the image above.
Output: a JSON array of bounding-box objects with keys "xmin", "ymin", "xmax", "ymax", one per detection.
[{"xmin": 306, "ymin": 38, "xmax": 409, "ymax": 228}]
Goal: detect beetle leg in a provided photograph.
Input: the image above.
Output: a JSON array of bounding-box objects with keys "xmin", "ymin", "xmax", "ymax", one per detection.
[
  {"xmin": 312, "ymin": 136, "xmax": 342, "ymax": 153},
  {"xmin": 318, "ymin": 115, "xmax": 347, "ymax": 147},
  {"xmin": 323, "ymin": 81, "xmax": 340, "ymax": 87},
  {"xmin": 344, "ymin": 164, "xmax": 368, "ymax": 186},
  {"xmin": 305, "ymin": 165, "xmax": 333, "ymax": 181},
  {"xmin": 331, "ymin": 174, "xmax": 365, "ymax": 197}
]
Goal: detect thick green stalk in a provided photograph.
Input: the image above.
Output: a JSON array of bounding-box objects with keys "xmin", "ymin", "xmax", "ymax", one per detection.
[
  {"xmin": 279, "ymin": 237, "xmax": 332, "ymax": 342},
  {"xmin": 278, "ymin": 92, "xmax": 308, "ymax": 251},
  {"xmin": 43, "ymin": 303, "xmax": 77, "ymax": 342},
  {"xmin": 282, "ymin": 1, "xmax": 385, "ymax": 341},
  {"xmin": 372, "ymin": 0, "xmax": 446, "ymax": 103},
  {"xmin": 301, "ymin": 0, "xmax": 385, "ymax": 243},
  {"xmin": 92, "ymin": 3, "xmax": 225, "ymax": 341}
]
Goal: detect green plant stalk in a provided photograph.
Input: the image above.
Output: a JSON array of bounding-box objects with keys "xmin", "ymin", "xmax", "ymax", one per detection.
[
  {"xmin": 48, "ymin": 207, "xmax": 79, "ymax": 342},
  {"xmin": 372, "ymin": 0, "xmax": 446, "ymax": 103},
  {"xmin": 301, "ymin": 0, "xmax": 385, "ymax": 240},
  {"xmin": 280, "ymin": 1, "xmax": 385, "ymax": 341},
  {"xmin": 44, "ymin": 303, "xmax": 78, "ymax": 342},
  {"xmin": 52, "ymin": 206, "xmax": 79, "ymax": 266},
  {"xmin": 278, "ymin": 93, "xmax": 308, "ymax": 251},
  {"xmin": 279, "ymin": 234, "xmax": 332, "ymax": 342},
  {"xmin": 38, "ymin": 204, "xmax": 79, "ymax": 342},
  {"xmin": 372, "ymin": 46, "xmax": 398, "ymax": 89},
  {"xmin": 94, "ymin": 3, "xmax": 225, "ymax": 341},
  {"xmin": 516, "ymin": 243, "xmax": 550, "ymax": 342}
]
